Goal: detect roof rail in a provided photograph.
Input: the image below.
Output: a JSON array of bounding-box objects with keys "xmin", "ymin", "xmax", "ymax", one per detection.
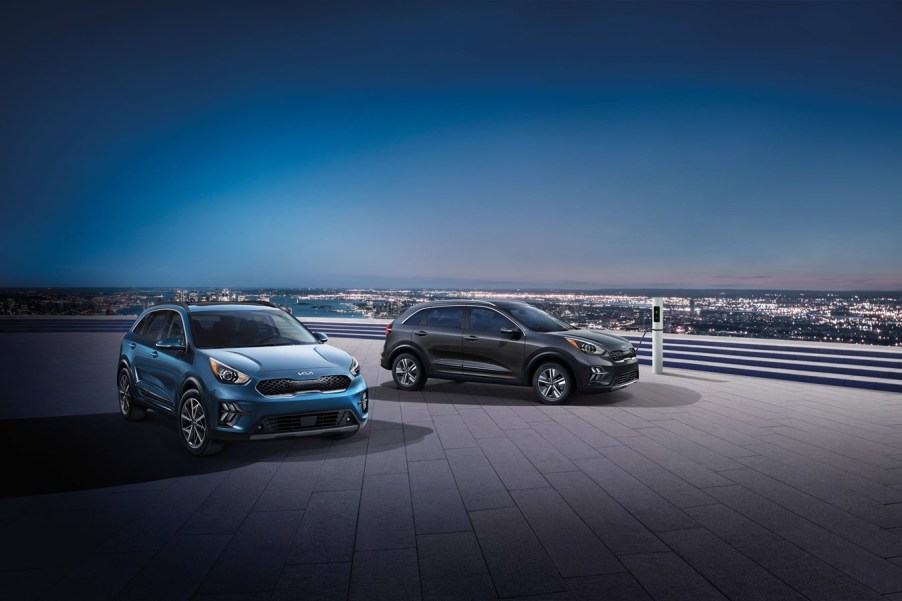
[
  {"xmin": 152, "ymin": 300, "xmax": 279, "ymax": 309},
  {"xmin": 425, "ymin": 298, "xmax": 497, "ymax": 306}
]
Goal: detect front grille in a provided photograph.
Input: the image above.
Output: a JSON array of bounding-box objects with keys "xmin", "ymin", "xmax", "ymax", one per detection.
[
  {"xmin": 256, "ymin": 375, "xmax": 351, "ymax": 396},
  {"xmin": 258, "ymin": 410, "xmax": 357, "ymax": 434},
  {"xmin": 613, "ymin": 370, "xmax": 639, "ymax": 386},
  {"xmin": 610, "ymin": 348, "xmax": 636, "ymax": 362}
]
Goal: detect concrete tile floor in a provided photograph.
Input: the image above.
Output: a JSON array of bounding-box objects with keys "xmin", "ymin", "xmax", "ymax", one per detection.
[{"xmin": 2, "ymin": 334, "xmax": 902, "ymax": 599}]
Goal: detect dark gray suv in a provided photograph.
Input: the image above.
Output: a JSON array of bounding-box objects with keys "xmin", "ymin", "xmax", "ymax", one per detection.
[{"xmin": 380, "ymin": 300, "xmax": 639, "ymax": 404}]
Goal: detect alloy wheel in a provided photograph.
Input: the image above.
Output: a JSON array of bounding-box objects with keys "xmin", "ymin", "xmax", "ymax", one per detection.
[
  {"xmin": 537, "ymin": 367, "xmax": 567, "ymax": 401},
  {"xmin": 118, "ymin": 371, "xmax": 131, "ymax": 415},
  {"xmin": 395, "ymin": 358, "xmax": 418, "ymax": 387},
  {"xmin": 180, "ymin": 397, "xmax": 207, "ymax": 449}
]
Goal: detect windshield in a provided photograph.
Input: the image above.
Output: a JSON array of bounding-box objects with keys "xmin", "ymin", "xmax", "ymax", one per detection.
[
  {"xmin": 506, "ymin": 305, "xmax": 574, "ymax": 332},
  {"xmin": 189, "ymin": 310, "xmax": 317, "ymax": 348}
]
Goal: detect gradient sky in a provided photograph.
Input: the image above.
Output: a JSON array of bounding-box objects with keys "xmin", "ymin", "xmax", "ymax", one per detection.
[{"xmin": 2, "ymin": 1, "xmax": 901, "ymax": 290}]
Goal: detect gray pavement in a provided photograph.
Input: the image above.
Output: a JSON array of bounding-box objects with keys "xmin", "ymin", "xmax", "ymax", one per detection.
[{"xmin": 3, "ymin": 333, "xmax": 902, "ymax": 599}]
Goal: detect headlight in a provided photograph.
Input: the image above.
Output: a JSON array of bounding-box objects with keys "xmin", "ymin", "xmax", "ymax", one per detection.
[
  {"xmin": 565, "ymin": 337, "xmax": 609, "ymax": 356},
  {"xmin": 349, "ymin": 356, "xmax": 361, "ymax": 377},
  {"xmin": 209, "ymin": 357, "xmax": 250, "ymax": 384}
]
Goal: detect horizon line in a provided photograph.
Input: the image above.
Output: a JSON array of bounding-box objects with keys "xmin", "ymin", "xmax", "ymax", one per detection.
[{"xmin": 2, "ymin": 285, "xmax": 901, "ymax": 295}]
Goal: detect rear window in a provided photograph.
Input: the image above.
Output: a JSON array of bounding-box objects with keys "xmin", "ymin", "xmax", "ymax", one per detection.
[
  {"xmin": 424, "ymin": 307, "xmax": 463, "ymax": 330},
  {"xmin": 403, "ymin": 309, "xmax": 428, "ymax": 326},
  {"xmin": 133, "ymin": 312, "xmax": 154, "ymax": 336}
]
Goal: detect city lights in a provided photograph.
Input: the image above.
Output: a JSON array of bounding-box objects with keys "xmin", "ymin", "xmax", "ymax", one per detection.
[{"xmin": 2, "ymin": 287, "xmax": 900, "ymax": 347}]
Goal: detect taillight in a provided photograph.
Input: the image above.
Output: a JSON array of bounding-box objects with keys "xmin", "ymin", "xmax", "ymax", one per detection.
[{"xmin": 385, "ymin": 323, "xmax": 392, "ymax": 336}]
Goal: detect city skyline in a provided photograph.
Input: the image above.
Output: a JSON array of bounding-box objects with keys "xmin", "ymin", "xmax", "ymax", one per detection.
[
  {"xmin": 2, "ymin": 2, "xmax": 902, "ymax": 290},
  {"xmin": 3, "ymin": 285, "xmax": 900, "ymax": 347}
]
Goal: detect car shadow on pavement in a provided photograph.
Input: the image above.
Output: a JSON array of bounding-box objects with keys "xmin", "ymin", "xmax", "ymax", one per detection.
[
  {"xmin": 569, "ymin": 382, "xmax": 703, "ymax": 408},
  {"xmin": 0, "ymin": 413, "xmax": 426, "ymax": 498},
  {"xmin": 371, "ymin": 380, "xmax": 702, "ymax": 409}
]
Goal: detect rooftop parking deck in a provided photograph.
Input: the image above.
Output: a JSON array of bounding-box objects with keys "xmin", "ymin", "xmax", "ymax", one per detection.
[{"xmin": 3, "ymin": 331, "xmax": 902, "ymax": 600}]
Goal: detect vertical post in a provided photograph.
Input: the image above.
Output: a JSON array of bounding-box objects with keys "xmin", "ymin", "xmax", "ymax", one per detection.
[{"xmin": 652, "ymin": 296, "xmax": 664, "ymax": 374}]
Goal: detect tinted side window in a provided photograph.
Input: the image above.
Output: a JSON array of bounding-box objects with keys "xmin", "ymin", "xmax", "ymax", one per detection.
[
  {"xmin": 469, "ymin": 308, "xmax": 514, "ymax": 333},
  {"xmin": 143, "ymin": 312, "xmax": 167, "ymax": 342},
  {"xmin": 403, "ymin": 309, "xmax": 428, "ymax": 326},
  {"xmin": 425, "ymin": 307, "xmax": 463, "ymax": 330},
  {"xmin": 133, "ymin": 313, "xmax": 155, "ymax": 335},
  {"xmin": 160, "ymin": 311, "xmax": 185, "ymax": 343}
]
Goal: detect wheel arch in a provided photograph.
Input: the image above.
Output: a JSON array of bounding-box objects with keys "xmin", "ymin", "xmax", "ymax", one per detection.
[
  {"xmin": 117, "ymin": 357, "xmax": 131, "ymax": 375},
  {"xmin": 388, "ymin": 344, "xmax": 428, "ymax": 374},
  {"xmin": 179, "ymin": 375, "xmax": 208, "ymax": 400},
  {"xmin": 525, "ymin": 351, "xmax": 578, "ymax": 386}
]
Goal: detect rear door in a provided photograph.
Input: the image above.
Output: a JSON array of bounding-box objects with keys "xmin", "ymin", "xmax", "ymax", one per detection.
[
  {"xmin": 133, "ymin": 310, "xmax": 171, "ymax": 405},
  {"xmin": 414, "ymin": 306, "xmax": 464, "ymax": 376}
]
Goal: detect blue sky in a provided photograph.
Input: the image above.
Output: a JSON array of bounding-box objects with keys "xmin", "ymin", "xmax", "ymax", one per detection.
[{"xmin": 2, "ymin": 1, "xmax": 901, "ymax": 290}]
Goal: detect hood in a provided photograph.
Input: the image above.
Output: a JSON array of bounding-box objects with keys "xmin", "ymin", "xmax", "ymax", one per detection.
[
  {"xmin": 205, "ymin": 344, "xmax": 351, "ymax": 375},
  {"xmin": 548, "ymin": 329, "xmax": 633, "ymax": 351}
]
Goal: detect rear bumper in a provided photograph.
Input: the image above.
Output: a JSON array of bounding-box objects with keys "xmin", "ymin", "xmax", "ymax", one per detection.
[{"xmin": 379, "ymin": 349, "xmax": 391, "ymax": 370}]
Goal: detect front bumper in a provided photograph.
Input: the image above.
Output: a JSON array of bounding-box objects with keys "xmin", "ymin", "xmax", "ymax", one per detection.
[
  {"xmin": 206, "ymin": 375, "xmax": 369, "ymax": 441},
  {"xmin": 212, "ymin": 415, "xmax": 369, "ymax": 441},
  {"xmin": 576, "ymin": 357, "xmax": 639, "ymax": 392}
]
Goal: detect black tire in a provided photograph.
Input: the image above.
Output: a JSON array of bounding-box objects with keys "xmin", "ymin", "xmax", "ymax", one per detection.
[
  {"xmin": 117, "ymin": 367, "xmax": 147, "ymax": 421},
  {"xmin": 532, "ymin": 362, "xmax": 573, "ymax": 405},
  {"xmin": 177, "ymin": 388, "xmax": 225, "ymax": 456},
  {"xmin": 392, "ymin": 352, "xmax": 426, "ymax": 391}
]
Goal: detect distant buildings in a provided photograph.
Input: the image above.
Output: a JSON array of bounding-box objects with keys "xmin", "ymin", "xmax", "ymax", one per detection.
[{"xmin": 0, "ymin": 287, "xmax": 899, "ymax": 346}]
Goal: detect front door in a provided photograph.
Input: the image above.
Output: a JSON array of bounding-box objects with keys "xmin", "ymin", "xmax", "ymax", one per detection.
[{"xmin": 462, "ymin": 307, "xmax": 524, "ymax": 380}]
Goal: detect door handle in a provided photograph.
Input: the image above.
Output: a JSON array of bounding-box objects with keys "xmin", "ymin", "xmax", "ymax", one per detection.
[
  {"xmin": 414, "ymin": 330, "xmax": 428, "ymax": 336},
  {"xmin": 464, "ymin": 335, "xmax": 479, "ymax": 341},
  {"xmin": 150, "ymin": 351, "xmax": 159, "ymax": 358},
  {"xmin": 129, "ymin": 343, "xmax": 136, "ymax": 349}
]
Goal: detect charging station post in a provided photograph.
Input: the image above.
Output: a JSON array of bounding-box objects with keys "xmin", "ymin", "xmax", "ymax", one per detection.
[{"xmin": 652, "ymin": 296, "xmax": 664, "ymax": 374}]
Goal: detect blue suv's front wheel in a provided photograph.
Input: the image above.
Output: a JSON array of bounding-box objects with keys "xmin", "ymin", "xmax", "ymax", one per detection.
[{"xmin": 178, "ymin": 388, "xmax": 225, "ymax": 456}]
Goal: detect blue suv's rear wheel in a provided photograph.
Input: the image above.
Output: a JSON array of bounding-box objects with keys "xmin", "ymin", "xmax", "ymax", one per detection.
[
  {"xmin": 177, "ymin": 389, "xmax": 225, "ymax": 456},
  {"xmin": 117, "ymin": 368, "xmax": 146, "ymax": 421}
]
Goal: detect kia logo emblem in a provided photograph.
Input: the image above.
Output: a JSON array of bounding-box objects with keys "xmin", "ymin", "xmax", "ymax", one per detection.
[{"xmin": 298, "ymin": 371, "xmax": 315, "ymax": 377}]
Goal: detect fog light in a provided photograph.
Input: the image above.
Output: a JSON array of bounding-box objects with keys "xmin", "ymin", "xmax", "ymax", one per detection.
[
  {"xmin": 358, "ymin": 391, "xmax": 369, "ymax": 414},
  {"xmin": 219, "ymin": 401, "xmax": 247, "ymax": 427},
  {"xmin": 589, "ymin": 367, "xmax": 605, "ymax": 383}
]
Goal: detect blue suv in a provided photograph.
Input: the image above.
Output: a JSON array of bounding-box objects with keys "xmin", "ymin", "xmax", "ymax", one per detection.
[{"xmin": 117, "ymin": 301, "xmax": 368, "ymax": 455}]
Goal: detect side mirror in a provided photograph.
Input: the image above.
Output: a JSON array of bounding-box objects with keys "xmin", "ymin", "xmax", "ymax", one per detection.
[
  {"xmin": 155, "ymin": 337, "xmax": 186, "ymax": 350},
  {"xmin": 313, "ymin": 332, "xmax": 329, "ymax": 343},
  {"xmin": 500, "ymin": 327, "xmax": 521, "ymax": 339}
]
